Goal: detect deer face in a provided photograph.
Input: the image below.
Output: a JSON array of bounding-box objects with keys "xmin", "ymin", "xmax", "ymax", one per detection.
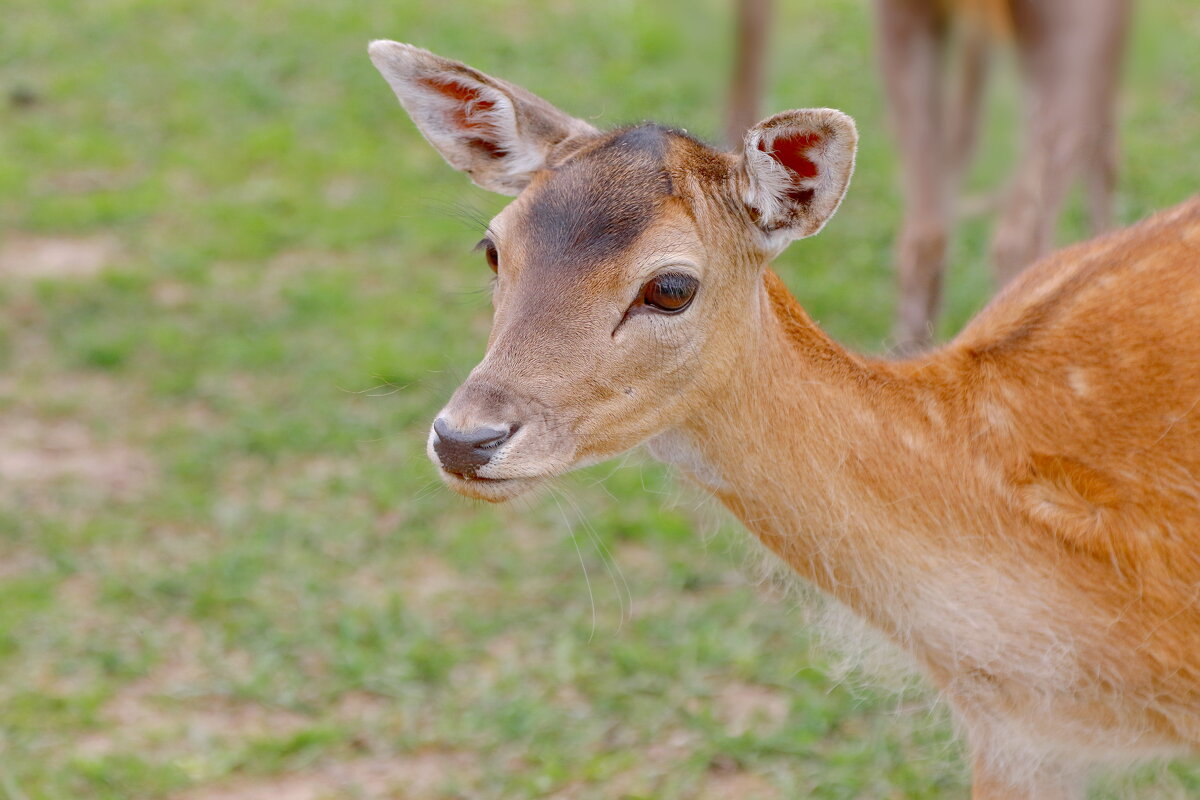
[
  {"xmin": 428, "ymin": 128, "xmax": 739, "ymax": 501},
  {"xmin": 369, "ymin": 42, "xmax": 856, "ymax": 501}
]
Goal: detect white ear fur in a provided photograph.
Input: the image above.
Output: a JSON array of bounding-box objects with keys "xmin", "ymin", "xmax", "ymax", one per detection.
[
  {"xmin": 741, "ymin": 108, "xmax": 857, "ymax": 246},
  {"xmin": 368, "ymin": 41, "xmax": 599, "ymax": 195}
]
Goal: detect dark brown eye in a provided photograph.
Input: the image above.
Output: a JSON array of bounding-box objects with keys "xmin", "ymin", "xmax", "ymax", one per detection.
[
  {"xmin": 641, "ymin": 272, "xmax": 698, "ymax": 313},
  {"xmin": 476, "ymin": 238, "xmax": 499, "ymax": 273}
]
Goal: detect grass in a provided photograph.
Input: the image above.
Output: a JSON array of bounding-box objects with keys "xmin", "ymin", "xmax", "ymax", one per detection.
[{"xmin": 1, "ymin": 0, "xmax": 1198, "ymax": 797}]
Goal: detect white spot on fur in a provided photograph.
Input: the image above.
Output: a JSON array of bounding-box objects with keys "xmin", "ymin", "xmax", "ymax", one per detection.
[
  {"xmin": 980, "ymin": 401, "xmax": 1013, "ymax": 434},
  {"xmin": 922, "ymin": 396, "xmax": 947, "ymax": 430},
  {"xmin": 899, "ymin": 427, "xmax": 927, "ymax": 452},
  {"xmin": 1067, "ymin": 367, "xmax": 1090, "ymax": 397}
]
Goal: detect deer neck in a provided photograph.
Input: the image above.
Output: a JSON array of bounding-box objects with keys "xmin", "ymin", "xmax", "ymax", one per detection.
[{"xmin": 657, "ymin": 269, "xmax": 982, "ymax": 635}]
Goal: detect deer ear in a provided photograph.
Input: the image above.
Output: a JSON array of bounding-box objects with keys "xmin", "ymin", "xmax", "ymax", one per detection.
[
  {"xmin": 740, "ymin": 109, "xmax": 857, "ymax": 242},
  {"xmin": 368, "ymin": 41, "xmax": 599, "ymax": 196}
]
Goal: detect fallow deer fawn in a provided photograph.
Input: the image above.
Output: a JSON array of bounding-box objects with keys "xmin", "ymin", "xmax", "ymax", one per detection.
[
  {"xmin": 728, "ymin": 0, "xmax": 1132, "ymax": 353},
  {"xmin": 369, "ymin": 41, "xmax": 1199, "ymax": 799}
]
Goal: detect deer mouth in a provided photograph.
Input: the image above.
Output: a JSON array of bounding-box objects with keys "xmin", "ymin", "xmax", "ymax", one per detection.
[
  {"xmin": 426, "ymin": 400, "xmax": 571, "ymax": 502},
  {"xmin": 437, "ymin": 469, "xmax": 543, "ymax": 502}
]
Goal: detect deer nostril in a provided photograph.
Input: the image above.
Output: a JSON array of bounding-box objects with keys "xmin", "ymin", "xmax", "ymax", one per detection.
[
  {"xmin": 432, "ymin": 418, "xmax": 517, "ymax": 477},
  {"xmin": 433, "ymin": 418, "xmax": 513, "ymax": 448}
]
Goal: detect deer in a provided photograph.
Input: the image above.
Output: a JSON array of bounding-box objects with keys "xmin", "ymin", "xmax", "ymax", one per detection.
[
  {"xmin": 368, "ymin": 40, "xmax": 1200, "ymax": 799},
  {"xmin": 726, "ymin": 0, "xmax": 1133, "ymax": 353}
]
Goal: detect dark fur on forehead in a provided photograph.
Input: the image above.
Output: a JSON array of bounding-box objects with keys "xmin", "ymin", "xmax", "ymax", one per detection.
[{"xmin": 520, "ymin": 124, "xmax": 681, "ymax": 270}]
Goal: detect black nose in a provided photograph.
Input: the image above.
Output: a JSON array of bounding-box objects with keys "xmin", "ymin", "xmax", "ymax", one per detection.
[{"xmin": 432, "ymin": 417, "xmax": 516, "ymax": 477}]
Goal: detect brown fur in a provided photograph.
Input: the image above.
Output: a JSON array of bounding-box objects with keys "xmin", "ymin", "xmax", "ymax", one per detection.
[
  {"xmin": 369, "ymin": 41, "xmax": 1199, "ymax": 797},
  {"xmin": 703, "ymin": 202, "xmax": 1200, "ymax": 793}
]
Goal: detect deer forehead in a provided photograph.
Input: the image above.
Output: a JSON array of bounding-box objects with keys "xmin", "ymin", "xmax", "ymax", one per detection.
[{"xmin": 493, "ymin": 124, "xmax": 732, "ymax": 287}]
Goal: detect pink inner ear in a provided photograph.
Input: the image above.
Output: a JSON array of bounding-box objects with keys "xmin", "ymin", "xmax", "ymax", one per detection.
[
  {"xmin": 420, "ymin": 78, "xmax": 507, "ymax": 158},
  {"xmin": 759, "ymin": 131, "xmax": 821, "ymax": 205},
  {"xmin": 761, "ymin": 131, "xmax": 820, "ymax": 179}
]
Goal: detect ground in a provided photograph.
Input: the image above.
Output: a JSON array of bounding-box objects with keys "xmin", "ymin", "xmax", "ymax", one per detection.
[{"xmin": 1, "ymin": 0, "xmax": 1199, "ymax": 798}]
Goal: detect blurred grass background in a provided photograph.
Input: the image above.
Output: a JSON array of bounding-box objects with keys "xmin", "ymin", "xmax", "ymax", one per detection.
[{"xmin": 1, "ymin": 1, "xmax": 1198, "ymax": 798}]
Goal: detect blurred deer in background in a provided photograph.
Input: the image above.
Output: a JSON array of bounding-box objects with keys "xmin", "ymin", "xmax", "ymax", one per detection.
[{"xmin": 728, "ymin": 0, "xmax": 1132, "ymax": 352}]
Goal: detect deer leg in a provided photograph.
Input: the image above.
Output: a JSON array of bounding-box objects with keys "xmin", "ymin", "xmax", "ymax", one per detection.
[
  {"xmin": 946, "ymin": 20, "xmax": 991, "ymax": 185},
  {"xmin": 725, "ymin": 0, "xmax": 773, "ymax": 148},
  {"xmin": 991, "ymin": 0, "xmax": 1125, "ymax": 286},
  {"xmin": 1080, "ymin": 0, "xmax": 1131, "ymax": 236},
  {"xmin": 989, "ymin": 73, "xmax": 1078, "ymax": 282},
  {"xmin": 1082, "ymin": 103, "xmax": 1118, "ymax": 236},
  {"xmin": 875, "ymin": 0, "xmax": 949, "ymax": 353}
]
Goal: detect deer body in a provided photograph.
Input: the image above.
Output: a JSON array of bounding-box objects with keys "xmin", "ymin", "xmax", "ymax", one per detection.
[
  {"xmin": 675, "ymin": 220, "xmax": 1200, "ymax": 788},
  {"xmin": 369, "ymin": 41, "xmax": 1199, "ymax": 797}
]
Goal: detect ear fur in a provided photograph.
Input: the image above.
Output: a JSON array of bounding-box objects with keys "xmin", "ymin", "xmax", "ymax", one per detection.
[
  {"xmin": 741, "ymin": 109, "xmax": 857, "ymax": 243},
  {"xmin": 368, "ymin": 41, "xmax": 599, "ymax": 195}
]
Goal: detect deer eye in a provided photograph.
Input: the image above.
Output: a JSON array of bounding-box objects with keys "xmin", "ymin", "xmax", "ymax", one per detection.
[
  {"xmin": 475, "ymin": 238, "xmax": 499, "ymax": 273},
  {"xmin": 640, "ymin": 272, "xmax": 698, "ymax": 313}
]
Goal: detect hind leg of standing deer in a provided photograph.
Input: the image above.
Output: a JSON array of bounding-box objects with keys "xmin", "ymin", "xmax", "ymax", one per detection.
[
  {"xmin": 991, "ymin": 0, "xmax": 1124, "ymax": 286},
  {"xmin": 1082, "ymin": 106, "xmax": 1118, "ymax": 237},
  {"xmin": 946, "ymin": 21, "xmax": 992, "ymax": 183},
  {"xmin": 989, "ymin": 66, "xmax": 1080, "ymax": 282},
  {"xmin": 1082, "ymin": 0, "xmax": 1131, "ymax": 236},
  {"xmin": 875, "ymin": 0, "xmax": 949, "ymax": 353}
]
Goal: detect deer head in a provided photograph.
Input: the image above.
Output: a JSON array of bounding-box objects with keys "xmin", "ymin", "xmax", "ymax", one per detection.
[{"xmin": 369, "ymin": 41, "xmax": 856, "ymax": 501}]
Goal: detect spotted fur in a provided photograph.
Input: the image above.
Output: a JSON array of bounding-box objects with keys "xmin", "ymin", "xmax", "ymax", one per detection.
[{"xmin": 370, "ymin": 42, "xmax": 1200, "ymax": 798}]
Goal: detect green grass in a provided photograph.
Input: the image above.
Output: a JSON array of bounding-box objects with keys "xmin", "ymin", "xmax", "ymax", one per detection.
[{"xmin": 1, "ymin": 1, "xmax": 1199, "ymax": 797}]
